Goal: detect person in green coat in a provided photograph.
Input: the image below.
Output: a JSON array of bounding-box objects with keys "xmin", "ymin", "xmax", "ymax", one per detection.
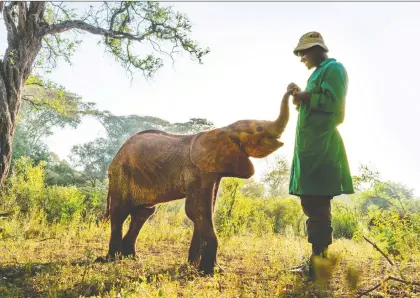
[{"xmin": 286, "ymin": 31, "xmax": 355, "ymax": 279}]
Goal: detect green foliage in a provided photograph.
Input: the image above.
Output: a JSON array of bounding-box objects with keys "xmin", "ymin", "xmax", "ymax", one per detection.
[
  {"xmin": 23, "ymin": 75, "xmax": 102, "ymax": 126},
  {"xmin": 262, "ymin": 197, "xmax": 304, "ymax": 235},
  {"xmin": 215, "ymin": 178, "xmax": 273, "ymax": 237},
  {"xmin": 0, "ymin": 157, "xmax": 107, "ymax": 228},
  {"xmin": 262, "ymin": 155, "xmax": 290, "ymax": 197},
  {"xmin": 240, "ymin": 178, "xmax": 266, "ymax": 198},
  {"xmin": 214, "ymin": 178, "xmax": 304, "ymax": 237},
  {"xmin": 44, "ymin": 154, "xmax": 86, "ymax": 186},
  {"xmin": 70, "ymin": 138, "xmax": 113, "ymax": 184},
  {"xmin": 1, "ymin": 157, "xmax": 46, "ymax": 214},
  {"xmin": 33, "ymin": 2, "xmax": 209, "ymax": 78},
  {"xmin": 353, "ymin": 164, "xmax": 415, "ymax": 213},
  {"xmin": 168, "ymin": 118, "xmax": 215, "ymax": 134},
  {"xmin": 331, "ymin": 202, "xmax": 360, "ymax": 239},
  {"xmin": 12, "ymin": 74, "xmax": 103, "ymax": 168},
  {"xmin": 43, "ymin": 186, "xmax": 86, "ymax": 223},
  {"xmin": 359, "ymin": 207, "xmax": 420, "ymax": 260},
  {"xmin": 97, "ymin": 1, "xmax": 210, "ymax": 78},
  {"xmin": 11, "ymin": 123, "xmax": 51, "ymax": 167}
]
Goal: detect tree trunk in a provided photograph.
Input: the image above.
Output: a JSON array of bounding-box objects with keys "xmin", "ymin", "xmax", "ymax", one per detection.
[
  {"xmin": 0, "ymin": 2, "xmax": 45, "ymax": 188},
  {"xmin": 0, "ymin": 74, "xmax": 18, "ymax": 186}
]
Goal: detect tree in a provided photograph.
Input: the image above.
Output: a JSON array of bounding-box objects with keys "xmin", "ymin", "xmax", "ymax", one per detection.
[
  {"xmin": 262, "ymin": 155, "xmax": 290, "ymax": 197},
  {"xmin": 240, "ymin": 178, "xmax": 266, "ymax": 198},
  {"xmin": 169, "ymin": 118, "xmax": 215, "ymax": 134},
  {"xmin": 0, "ymin": 1, "xmax": 209, "ymax": 187},
  {"xmin": 353, "ymin": 164, "xmax": 416, "ymax": 213},
  {"xmin": 44, "ymin": 153, "xmax": 85, "ymax": 186},
  {"xmin": 12, "ymin": 75, "xmax": 97, "ymax": 164}
]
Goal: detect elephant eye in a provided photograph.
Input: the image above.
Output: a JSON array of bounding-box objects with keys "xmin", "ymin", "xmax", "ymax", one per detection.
[{"xmin": 256, "ymin": 125, "xmax": 264, "ymax": 132}]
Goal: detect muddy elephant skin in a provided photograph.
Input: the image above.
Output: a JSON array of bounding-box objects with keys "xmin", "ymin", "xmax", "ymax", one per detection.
[{"xmin": 102, "ymin": 96, "xmax": 290, "ymax": 275}]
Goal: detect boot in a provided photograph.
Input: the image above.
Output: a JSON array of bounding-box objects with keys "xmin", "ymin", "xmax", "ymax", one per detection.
[{"xmin": 308, "ymin": 245, "xmax": 329, "ymax": 281}]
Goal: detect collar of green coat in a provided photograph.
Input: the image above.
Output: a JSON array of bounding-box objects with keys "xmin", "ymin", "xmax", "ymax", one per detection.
[{"xmin": 318, "ymin": 58, "xmax": 336, "ymax": 68}]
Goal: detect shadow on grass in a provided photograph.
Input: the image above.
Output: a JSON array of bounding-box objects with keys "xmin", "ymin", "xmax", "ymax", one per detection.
[
  {"xmin": 0, "ymin": 261, "xmax": 68, "ymax": 297},
  {"xmin": 0, "ymin": 259, "xmax": 205, "ymax": 297},
  {"xmin": 0, "ymin": 259, "xmax": 336, "ymax": 298}
]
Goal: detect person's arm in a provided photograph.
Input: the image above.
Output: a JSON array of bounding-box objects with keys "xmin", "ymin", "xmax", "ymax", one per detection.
[
  {"xmin": 308, "ymin": 63, "xmax": 348, "ymax": 113},
  {"xmin": 293, "ymin": 63, "xmax": 348, "ymax": 114}
]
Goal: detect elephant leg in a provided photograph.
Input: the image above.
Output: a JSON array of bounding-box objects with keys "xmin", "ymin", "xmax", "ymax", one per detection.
[
  {"xmin": 212, "ymin": 177, "xmax": 221, "ymax": 213},
  {"xmin": 107, "ymin": 203, "xmax": 130, "ymax": 260},
  {"xmin": 212, "ymin": 177, "xmax": 224, "ymax": 272},
  {"xmin": 122, "ymin": 206, "xmax": 156, "ymax": 257},
  {"xmin": 108, "ymin": 194, "xmax": 129, "ymax": 260},
  {"xmin": 186, "ymin": 183, "xmax": 218, "ymax": 275},
  {"xmin": 197, "ymin": 217, "xmax": 218, "ymax": 275},
  {"xmin": 187, "ymin": 224, "xmax": 202, "ymax": 265}
]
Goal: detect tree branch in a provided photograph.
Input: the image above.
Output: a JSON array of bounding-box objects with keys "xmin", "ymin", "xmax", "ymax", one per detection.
[
  {"xmin": 109, "ymin": 1, "xmax": 129, "ymax": 33},
  {"xmin": 29, "ymin": 1, "xmax": 45, "ymax": 17},
  {"xmin": 3, "ymin": 1, "xmax": 19, "ymax": 45},
  {"xmin": 22, "ymin": 95, "xmax": 42, "ymax": 111},
  {"xmin": 17, "ymin": 1, "xmax": 27, "ymax": 33},
  {"xmin": 41, "ymin": 19, "xmax": 149, "ymax": 42},
  {"xmin": 363, "ymin": 236, "xmax": 394, "ymax": 266},
  {"xmin": 50, "ymin": 2, "xmax": 72, "ymax": 21},
  {"xmin": 356, "ymin": 276, "xmax": 420, "ymax": 298}
]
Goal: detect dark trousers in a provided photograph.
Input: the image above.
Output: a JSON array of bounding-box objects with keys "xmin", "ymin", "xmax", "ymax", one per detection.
[{"xmin": 300, "ymin": 195, "xmax": 333, "ymax": 253}]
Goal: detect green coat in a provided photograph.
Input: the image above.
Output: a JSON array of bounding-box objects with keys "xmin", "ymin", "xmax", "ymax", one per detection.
[{"xmin": 289, "ymin": 58, "xmax": 355, "ymax": 196}]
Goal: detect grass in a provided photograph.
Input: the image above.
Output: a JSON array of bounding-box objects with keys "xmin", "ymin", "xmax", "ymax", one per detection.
[{"xmin": 0, "ymin": 207, "xmax": 419, "ymax": 297}]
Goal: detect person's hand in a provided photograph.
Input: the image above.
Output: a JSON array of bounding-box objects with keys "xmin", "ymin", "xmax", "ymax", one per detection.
[
  {"xmin": 287, "ymin": 82, "xmax": 300, "ymax": 95},
  {"xmin": 292, "ymin": 91, "xmax": 311, "ymax": 111},
  {"xmin": 292, "ymin": 92, "xmax": 303, "ymax": 106}
]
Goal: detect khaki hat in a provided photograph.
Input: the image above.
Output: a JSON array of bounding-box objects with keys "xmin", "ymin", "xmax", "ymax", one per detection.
[{"xmin": 293, "ymin": 31, "xmax": 329, "ymax": 56}]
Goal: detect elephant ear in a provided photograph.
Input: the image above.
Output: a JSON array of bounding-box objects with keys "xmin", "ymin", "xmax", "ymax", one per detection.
[{"xmin": 190, "ymin": 129, "xmax": 255, "ymax": 179}]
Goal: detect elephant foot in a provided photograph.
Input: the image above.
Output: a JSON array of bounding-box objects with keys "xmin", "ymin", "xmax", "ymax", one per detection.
[
  {"xmin": 100, "ymin": 250, "xmax": 125, "ymax": 262},
  {"xmin": 94, "ymin": 255, "xmax": 109, "ymax": 263},
  {"xmin": 198, "ymin": 263, "xmax": 223, "ymax": 276},
  {"xmin": 122, "ymin": 252, "xmax": 139, "ymax": 260},
  {"xmin": 198, "ymin": 260, "xmax": 216, "ymax": 276},
  {"xmin": 94, "ymin": 253, "xmax": 121, "ymax": 263},
  {"xmin": 122, "ymin": 245, "xmax": 138, "ymax": 260},
  {"xmin": 198, "ymin": 267, "xmax": 215, "ymax": 276}
]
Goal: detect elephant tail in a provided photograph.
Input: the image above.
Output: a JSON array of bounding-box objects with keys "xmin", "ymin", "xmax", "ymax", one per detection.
[{"xmin": 103, "ymin": 176, "xmax": 111, "ymax": 223}]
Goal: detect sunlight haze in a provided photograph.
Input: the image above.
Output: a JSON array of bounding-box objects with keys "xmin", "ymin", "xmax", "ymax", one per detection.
[{"xmin": 1, "ymin": 2, "xmax": 418, "ymax": 196}]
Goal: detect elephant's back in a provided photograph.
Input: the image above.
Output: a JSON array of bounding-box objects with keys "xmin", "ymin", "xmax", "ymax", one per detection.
[
  {"xmin": 112, "ymin": 131, "xmax": 189, "ymax": 164},
  {"xmin": 107, "ymin": 131, "xmax": 193, "ymax": 204}
]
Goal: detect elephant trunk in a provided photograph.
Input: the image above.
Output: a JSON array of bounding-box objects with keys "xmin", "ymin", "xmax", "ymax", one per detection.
[{"xmin": 266, "ymin": 93, "xmax": 290, "ymax": 137}]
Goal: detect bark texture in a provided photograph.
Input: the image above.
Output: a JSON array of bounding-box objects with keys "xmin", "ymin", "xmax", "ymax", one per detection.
[{"xmin": 0, "ymin": 2, "xmax": 45, "ymax": 186}]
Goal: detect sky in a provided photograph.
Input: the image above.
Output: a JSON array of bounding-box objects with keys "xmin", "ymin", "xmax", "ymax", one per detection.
[{"xmin": 1, "ymin": 2, "xmax": 419, "ymax": 196}]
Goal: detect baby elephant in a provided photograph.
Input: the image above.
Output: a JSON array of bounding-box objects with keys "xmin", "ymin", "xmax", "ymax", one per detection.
[{"xmin": 100, "ymin": 95, "xmax": 290, "ymax": 275}]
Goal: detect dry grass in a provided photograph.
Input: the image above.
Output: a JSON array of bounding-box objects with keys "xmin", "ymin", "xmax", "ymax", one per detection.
[{"xmin": 0, "ymin": 211, "xmax": 419, "ymax": 298}]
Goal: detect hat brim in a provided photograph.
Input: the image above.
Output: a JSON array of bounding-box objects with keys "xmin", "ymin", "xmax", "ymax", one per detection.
[{"xmin": 293, "ymin": 42, "xmax": 329, "ymax": 56}]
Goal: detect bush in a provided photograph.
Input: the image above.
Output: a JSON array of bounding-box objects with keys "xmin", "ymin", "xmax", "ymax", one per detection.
[
  {"xmin": 331, "ymin": 202, "xmax": 361, "ymax": 239},
  {"xmin": 43, "ymin": 186, "xmax": 86, "ymax": 223},
  {"xmin": 362, "ymin": 207, "xmax": 420, "ymax": 260},
  {"xmin": 262, "ymin": 197, "xmax": 305, "ymax": 235},
  {"xmin": 0, "ymin": 156, "xmax": 107, "ymax": 225},
  {"xmin": 214, "ymin": 178, "xmax": 273, "ymax": 237},
  {"xmin": 1, "ymin": 157, "xmax": 45, "ymax": 214}
]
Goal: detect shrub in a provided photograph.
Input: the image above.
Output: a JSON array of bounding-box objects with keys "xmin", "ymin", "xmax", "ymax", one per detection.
[
  {"xmin": 262, "ymin": 197, "xmax": 305, "ymax": 235},
  {"xmin": 214, "ymin": 178, "xmax": 273, "ymax": 237},
  {"xmin": 1, "ymin": 156, "xmax": 45, "ymax": 214},
  {"xmin": 362, "ymin": 207, "xmax": 420, "ymax": 260},
  {"xmin": 331, "ymin": 202, "xmax": 360, "ymax": 239}
]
